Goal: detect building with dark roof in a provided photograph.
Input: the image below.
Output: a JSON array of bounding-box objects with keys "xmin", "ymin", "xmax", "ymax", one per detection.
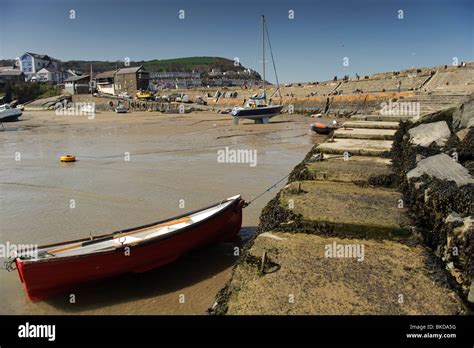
[
  {"xmin": 95, "ymin": 70, "xmax": 117, "ymax": 95},
  {"xmin": 19, "ymin": 52, "xmax": 54, "ymax": 80},
  {"xmin": 114, "ymin": 66, "xmax": 149, "ymax": 95},
  {"xmin": 64, "ymin": 75, "xmax": 91, "ymax": 95},
  {"xmin": 0, "ymin": 69, "xmax": 25, "ymax": 88}
]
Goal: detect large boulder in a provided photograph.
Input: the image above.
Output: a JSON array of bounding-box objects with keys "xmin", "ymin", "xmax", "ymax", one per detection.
[
  {"xmin": 406, "ymin": 153, "xmax": 474, "ymax": 187},
  {"xmin": 24, "ymin": 94, "xmax": 72, "ymax": 110},
  {"xmin": 408, "ymin": 121, "xmax": 451, "ymax": 147}
]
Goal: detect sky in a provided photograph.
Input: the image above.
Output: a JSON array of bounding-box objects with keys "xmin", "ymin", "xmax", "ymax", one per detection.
[{"xmin": 0, "ymin": 0, "xmax": 472, "ymax": 83}]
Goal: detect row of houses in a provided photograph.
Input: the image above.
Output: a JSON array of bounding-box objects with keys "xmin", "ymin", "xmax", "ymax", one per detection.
[
  {"xmin": 63, "ymin": 66, "xmax": 151, "ymax": 96},
  {"xmin": 0, "ymin": 61, "xmax": 150, "ymax": 97},
  {"xmin": 96, "ymin": 67, "xmax": 259, "ymax": 94},
  {"xmin": 0, "ymin": 52, "xmax": 82, "ymax": 88},
  {"xmin": 208, "ymin": 68, "xmax": 255, "ymax": 77},
  {"xmin": 1, "ymin": 52, "xmax": 261, "ymax": 96}
]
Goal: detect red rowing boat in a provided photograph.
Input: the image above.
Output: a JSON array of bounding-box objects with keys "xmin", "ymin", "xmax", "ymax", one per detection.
[{"xmin": 14, "ymin": 195, "xmax": 244, "ymax": 301}]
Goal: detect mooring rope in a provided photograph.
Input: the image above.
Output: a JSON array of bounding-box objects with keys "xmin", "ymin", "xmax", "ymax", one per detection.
[
  {"xmin": 243, "ymin": 172, "xmax": 291, "ymax": 208},
  {"xmin": 2, "ymin": 257, "xmax": 17, "ymax": 272},
  {"xmin": 243, "ymin": 152, "xmax": 351, "ymax": 208}
]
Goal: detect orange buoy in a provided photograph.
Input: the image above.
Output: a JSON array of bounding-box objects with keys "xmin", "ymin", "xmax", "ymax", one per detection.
[{"xmin": 60, "ymin": 155, "xmax": 76, "ymax": 162}]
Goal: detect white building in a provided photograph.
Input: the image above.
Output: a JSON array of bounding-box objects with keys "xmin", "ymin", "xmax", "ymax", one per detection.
[
  {"xmin": 19, "ymin": 52, "xmax": 54, "ymax": 80},
  {"xmin": 37, "ymin": 67, "xmax": 67, "ymax": 84}
]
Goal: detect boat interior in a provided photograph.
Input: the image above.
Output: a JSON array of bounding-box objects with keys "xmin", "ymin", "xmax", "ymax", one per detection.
[{"xmin": 20, "ymin": 196, "xmax": 240, "ymax": 261}]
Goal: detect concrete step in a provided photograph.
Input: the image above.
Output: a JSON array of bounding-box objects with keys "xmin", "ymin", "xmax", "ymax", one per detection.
[
  {"xmin": 306, "ymin": 155, "xmax": 392, "ymax": 183},
  {"xmin": 317, "ymin": 138, "xmax": 393, "ymax": 156},
  {"xmin": 280, "ymin": 181, "xmax": 410, "ymax": 238},
  {"xmin": 333, "ymin": 128, "xmax": 396, "ymax": 140},
  {"xmin": 226, "ymin": 231, "xmax": 465, "ymax": 314},
  {"xmin": 351, "ymin": 115, "xmax": 415, "ymax": 122},
  {"xmin": 342, "ymin": 121, "xmax": 400, "ymax": 130}
]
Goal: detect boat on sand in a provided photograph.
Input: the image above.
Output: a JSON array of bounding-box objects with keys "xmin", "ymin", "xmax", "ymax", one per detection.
[
  {"xmin": 0, "ymin": 103, "xmax": 22, "ymax": 122},
  {"xmin": 12, "ymin": 195, "xmax": 244, "ymax": 301}
]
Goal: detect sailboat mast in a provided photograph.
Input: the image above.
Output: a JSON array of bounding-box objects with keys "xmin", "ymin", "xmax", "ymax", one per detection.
[{"xmin": 261, "ymin": 15, "xmax": 266, "ymax": 97}]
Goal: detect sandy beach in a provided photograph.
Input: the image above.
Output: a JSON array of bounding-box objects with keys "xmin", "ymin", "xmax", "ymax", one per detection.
[{"xmin": 0, "ymin": 109, "xmax": 322, "ymax": 314}]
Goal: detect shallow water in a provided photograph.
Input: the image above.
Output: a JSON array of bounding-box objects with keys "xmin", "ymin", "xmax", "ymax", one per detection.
[{"xmin": 0, "ymin": 110, "xmax": 320, "ymax": 314}]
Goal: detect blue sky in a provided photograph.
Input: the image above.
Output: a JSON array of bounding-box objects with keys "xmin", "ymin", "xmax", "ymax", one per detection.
[{"xmin": 0, "ymin": 0, "xmax": 472, "ymax": 82}]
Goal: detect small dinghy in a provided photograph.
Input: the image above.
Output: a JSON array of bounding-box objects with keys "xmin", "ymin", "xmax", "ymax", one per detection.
[
  {"xmin": 12, "ymin": 195, "xmax": 244, "ymax": 301},
  {"xmin": 114, "ymin": 106, "xmax": 128, "ymax": 113},
  {"xmin": 310, "ymin": 121, "xmax": 339, "ymax": 135}
]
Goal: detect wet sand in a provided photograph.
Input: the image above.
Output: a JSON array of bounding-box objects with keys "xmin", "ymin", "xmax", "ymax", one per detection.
[{"xmin": 0, "ymin": 109, "xmax": 322, "ymax": 314}]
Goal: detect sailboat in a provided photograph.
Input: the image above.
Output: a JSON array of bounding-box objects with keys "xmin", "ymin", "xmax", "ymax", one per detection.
[{"xmin": 231, "ymin": 15, "xmax": 283, "ymax": 124}]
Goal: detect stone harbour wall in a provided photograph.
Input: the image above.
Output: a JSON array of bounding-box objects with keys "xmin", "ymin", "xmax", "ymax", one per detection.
[{"xmin": 391, "ymin": 96, "xmax": 474, "ymax": 303}]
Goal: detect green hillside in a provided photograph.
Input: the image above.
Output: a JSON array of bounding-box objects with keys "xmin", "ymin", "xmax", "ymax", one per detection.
[
  {"xmin": 141, "ymin": 57, "xmax": 239, "ymax": 72},
  {"xmin": 47, "ymin": 57, "xmax": 246, "ymax": 74}
]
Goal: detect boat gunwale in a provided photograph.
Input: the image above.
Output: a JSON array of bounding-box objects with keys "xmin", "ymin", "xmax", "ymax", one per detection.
[{"xmin": 18, "ymin": 196, "xmax": 243, "ymax": 264}]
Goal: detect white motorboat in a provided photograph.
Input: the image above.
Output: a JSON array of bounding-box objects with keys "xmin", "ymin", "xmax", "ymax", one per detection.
[{"xmin": 0, "ymin": 103, "xmax": 22, "ymax": 122}]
